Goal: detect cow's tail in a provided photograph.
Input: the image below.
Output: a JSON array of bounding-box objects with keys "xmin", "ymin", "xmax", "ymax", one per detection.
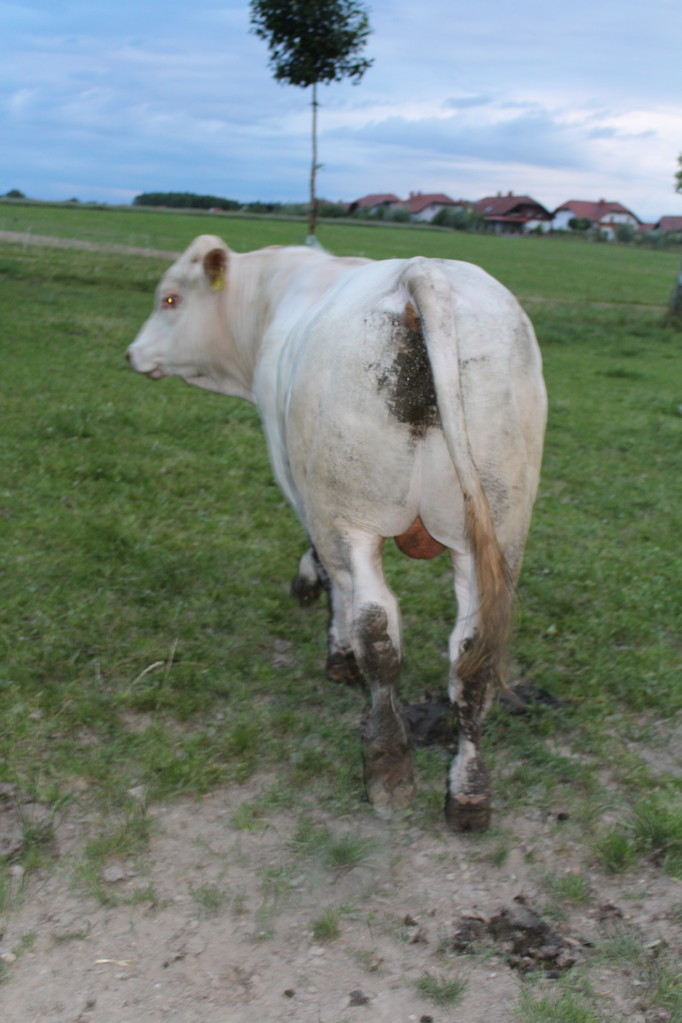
[{"xmin": 403, "ymin": 260, "xmax": 513, "ymax": 689}]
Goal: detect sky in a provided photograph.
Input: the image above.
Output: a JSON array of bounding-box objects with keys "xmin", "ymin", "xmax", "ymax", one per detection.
[{"xmin": 2, "ymin": 0, "xmax": 682, "ymax": 224}]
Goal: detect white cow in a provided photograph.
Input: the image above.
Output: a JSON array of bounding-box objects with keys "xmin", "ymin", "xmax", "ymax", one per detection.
[{"xmin": 127, "ymin": 235, "xmax": 547, "ymax": 830}]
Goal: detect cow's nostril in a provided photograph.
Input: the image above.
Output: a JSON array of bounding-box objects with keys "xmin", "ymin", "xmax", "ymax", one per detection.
[{"xmin": 125, "ymin": 349, "xmax": 133, "ymax": 364}]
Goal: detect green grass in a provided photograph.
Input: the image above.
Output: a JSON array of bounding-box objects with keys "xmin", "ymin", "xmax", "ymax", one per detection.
[
  {"xmin": 189, "ymin": 881, "xmax": 230, "ymax": 917},
  {"xmin": 311, "ymin": 906, "xmax": 341, "ymax": 943},
  {"xmin": 415, "ymin": 971, "xmax": 467, "ymax": 1007},
  {"xmin": 594, "ymin": 798, "xmax": 682, "ymax": 878},
  {"xmin": 290, "ymin": 817, "xmax": 376, "ymax": 871},
  {"xmin": 0, "ymin": 214, "xmax": 680, "ymax": 881},
  {"xmin": 516, "ymin": 982, "xmax": 602, "ymax": 1023}
]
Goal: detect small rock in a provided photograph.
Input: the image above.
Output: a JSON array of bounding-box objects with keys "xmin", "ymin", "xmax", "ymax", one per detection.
[
  {"xmin": 349, "ymin": 989, "xmax": 369, "ymax": 1006},
  {"xmin": 101, "ymin": 865, "xmax": 126, "ymax": 884}
]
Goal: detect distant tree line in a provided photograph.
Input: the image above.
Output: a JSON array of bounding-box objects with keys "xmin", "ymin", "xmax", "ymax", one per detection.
[{"xmin": 133, "ymin": 192, "xmax": 241, "ymax": 211}]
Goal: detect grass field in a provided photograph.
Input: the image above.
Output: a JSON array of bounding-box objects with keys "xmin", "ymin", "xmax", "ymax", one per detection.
[
  {"xmin": 1, "ymin": 206, "xmax": 681, "ymax": 877},
  {"xmin": 2, "ymin": 196, "xmax": 680, "ymax": 307}
]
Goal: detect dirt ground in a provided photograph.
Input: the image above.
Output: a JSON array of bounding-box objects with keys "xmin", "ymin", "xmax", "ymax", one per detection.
[{"xmin": 1, "ymin": 765, "xmax": 681, "ymax": 1023}]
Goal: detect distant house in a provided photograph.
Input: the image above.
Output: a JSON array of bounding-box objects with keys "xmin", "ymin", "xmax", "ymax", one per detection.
[
  {"xmin": 404, "ymin": 192, "xmax": 463, "ymax": 222},
  {"xmin": 552, "ymin": 199, "xmax": 640, "ymax": 238},
  {"xmin": 348, "ymin": 193, "xmax": 401, "ymax": 216},
  {"xmin": 654, "ymin": 215, "xmax": 682, "ymax": 234},
  {"xmin": 474, "ymin": 193, "xmax": 552, "ymax": 233}
]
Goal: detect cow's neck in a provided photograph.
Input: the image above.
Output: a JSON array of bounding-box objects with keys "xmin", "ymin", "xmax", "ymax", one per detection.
[{"xmin": 220, "ymin": 248, "xmax": 336, "ymax": 402}]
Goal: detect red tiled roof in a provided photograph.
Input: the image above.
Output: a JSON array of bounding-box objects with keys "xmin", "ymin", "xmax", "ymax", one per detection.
[
  {"xmin": 554, "ymin": 199, "xmax": 640, "ymax": 223},
  {"xmin": 405, "ymin": 192, "xmax": 457, "ymax": 214},
  {"xmin": 656, "ymin": 215, "xmax": 682, "ymax": 233},
  {"xmin": 474, "ymin": 194, "xmax": 550, "ymax": 218},
  {"xmin": 351, "ymin": 193, "xmax": 401, "ymax": 208}
]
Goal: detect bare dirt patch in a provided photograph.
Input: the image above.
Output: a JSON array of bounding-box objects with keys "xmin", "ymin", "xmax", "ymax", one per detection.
[
  {"xmin": 2, "ymin": 773, "xmax": 681, "ymax": 1023},
  {"xmin": 0, "ymin": 230, "xmax": 179, "ymax": 260}
]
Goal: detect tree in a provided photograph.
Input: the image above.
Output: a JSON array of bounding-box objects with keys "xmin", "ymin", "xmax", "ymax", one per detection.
[
  {"xmin": 665, "ymin": 152, "xmax": 682, "ymax": 327},
  {"xmin": 133, "ymin": 191, "xmax": 240, "ymax": 211},
  {"xmin": 250, "ymin": 0, "xmax": 373, "ymax": 238}
]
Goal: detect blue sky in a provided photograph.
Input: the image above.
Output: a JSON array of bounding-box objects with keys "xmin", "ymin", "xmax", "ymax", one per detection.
[{"xmin": 2, "ymin": 0, "xmax": 681, "ymax": 222}]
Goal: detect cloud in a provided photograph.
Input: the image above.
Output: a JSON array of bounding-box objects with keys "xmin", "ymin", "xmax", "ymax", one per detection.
[{"xmin": 340, "ymin": 102, "xmax": 590, "ymax": 173}]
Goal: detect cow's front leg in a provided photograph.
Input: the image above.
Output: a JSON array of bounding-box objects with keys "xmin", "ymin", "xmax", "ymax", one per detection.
[
  {"xmin": 291, "ymin": 548, "xmax": 363, "ymax": 684},
  {"xmin": 291, "ymin": 547, "xmax": 325, "ymax": 606}
]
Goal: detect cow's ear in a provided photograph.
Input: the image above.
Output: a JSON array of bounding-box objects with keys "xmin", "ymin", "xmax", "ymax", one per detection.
[{"xmin": 203, "ymin": 247, "xmax": 228, "ymax": 292}]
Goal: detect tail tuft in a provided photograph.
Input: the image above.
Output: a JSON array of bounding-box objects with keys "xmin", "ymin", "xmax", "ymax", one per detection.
[{"xmin": 456, "ymin": 494, "xmax": 513, "ymax": 688}]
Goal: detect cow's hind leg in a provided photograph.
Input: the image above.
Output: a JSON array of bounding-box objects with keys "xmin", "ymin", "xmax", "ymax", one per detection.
[
  {"xmin": 444, "ymin": 552, "xmax": 495, "ymax": 832},
  {"xmin": 320, "ymin": 534, "xmax": 415, "ymax": 815}
]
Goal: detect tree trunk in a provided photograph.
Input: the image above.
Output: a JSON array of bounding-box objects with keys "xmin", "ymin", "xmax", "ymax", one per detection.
[
  {"xmin": 307, "ymin": 81, "xmax": 318, "ymax": 239},
  {"xmin": 664, "ymin": 255, "xmax": 682, "ymax": 327}
]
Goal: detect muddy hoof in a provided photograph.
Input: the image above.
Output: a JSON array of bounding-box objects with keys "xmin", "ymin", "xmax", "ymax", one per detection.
[
  {"xmin": 444, "ymin": 791, "xmax": 491, "ymax": 832},
  {"xmin": 326, "ymin": 650, "xmax": 364, "ymax": 686},
  {"xmin": 290, "ymin": 573, "xmax": 323, "ymax": 607},
  {"xmin": 363, "ymin": 747, "xmax": 415, "ymax": 816}
]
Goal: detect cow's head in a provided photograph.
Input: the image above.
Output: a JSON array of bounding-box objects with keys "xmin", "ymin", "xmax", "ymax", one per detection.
[{"xmin": 126, "ymin": 234, "xmax": 251, "ymax": 398}]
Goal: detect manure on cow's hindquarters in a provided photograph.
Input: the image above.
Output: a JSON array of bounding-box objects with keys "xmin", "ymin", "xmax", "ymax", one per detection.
[{"xmin": 373, "ymin": 306, "xmax": 439, "ymax": 438}]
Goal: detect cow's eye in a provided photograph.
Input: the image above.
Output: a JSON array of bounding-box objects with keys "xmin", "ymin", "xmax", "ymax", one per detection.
[{"xmin": 161, "ymin": 293, "xmax": 181, "ymax": 309}]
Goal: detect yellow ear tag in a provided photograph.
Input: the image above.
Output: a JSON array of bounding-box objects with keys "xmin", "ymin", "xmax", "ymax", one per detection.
[{"xmin": 211, "ymin": 273, "xmax": 225, "ymax": 292}]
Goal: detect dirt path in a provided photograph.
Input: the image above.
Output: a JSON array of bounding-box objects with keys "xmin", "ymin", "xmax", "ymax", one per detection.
[
  {"xmin": 0, "ymin": 229, "xmax": 179, "ymax": 260},
  {"xmin": 1, "ymin": 775, "xmax": 680, "ymax": 1023}
]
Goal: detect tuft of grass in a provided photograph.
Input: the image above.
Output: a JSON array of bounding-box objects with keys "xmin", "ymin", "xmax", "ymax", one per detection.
[
  {"xmin": 83, "ymin": 809, "xmax": 153, "ymax": 865},
  {"xmin": 591, "ymin": 927, "xmax": 646, "ymax": 967},
  {"xmin": 290, "ymin": 817, "xmax": 376, "ymax": 872},
  {"xmin": 325, "ymin": 832, "xmax": 376, "ymax": 871},
  {"xmin": 72, "ymin": 808, "xmax": 154, "ymax": 904},
  {"xmin": 543, "ymin": 871, "xmax": 592, "ymax": 904},
  {"xmin": 13, "ymin": 932, "xmax": 36, "ymax": 958},
  {"xmin": 0, "ymin": 866, "xmax": 12, "ymax": 915},
  {"xmin": 311, "ymin": 907, "xmax": 341, "ymax": 943},
  {"xmin": 415, "ymin": 971, "xmax": 467, "ymax": 1007},
  {"xmin": 486, "ymin": 840, "xmax": 510, "ymax": 867},
  {"xmin": 640, "ymin": 955, "xmax": 682, "ymax": 1023},
  {"xmin": 594, "ymin": 797, "xmax": 682, "ymax": 878},
  {"xmin": 631, "ymin": 800, "xmax": 682, "ymax": 877},
  {"xmin": 17, "ymin": 819, "xmax": 58, "ymax": 873},
  {"xmin": 189, "ymin": 882, "xmax": 230, "ymax": 917},
  {"xmin": 515, "ymin": 982, "xmax": 601, "ymax": 1023},
  {"xmin": 593, "ymin": 827, "xmax": 638, "ymax": 874}
]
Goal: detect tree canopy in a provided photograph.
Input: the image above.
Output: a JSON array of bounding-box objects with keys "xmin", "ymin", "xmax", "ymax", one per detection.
[
  {"xmin": 133, "ymin": 192, "xmax": 240, "ymax": 211},
  {"xmin": 250, "ymin": 0, "xmax": 373, "ymax": 89}
]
